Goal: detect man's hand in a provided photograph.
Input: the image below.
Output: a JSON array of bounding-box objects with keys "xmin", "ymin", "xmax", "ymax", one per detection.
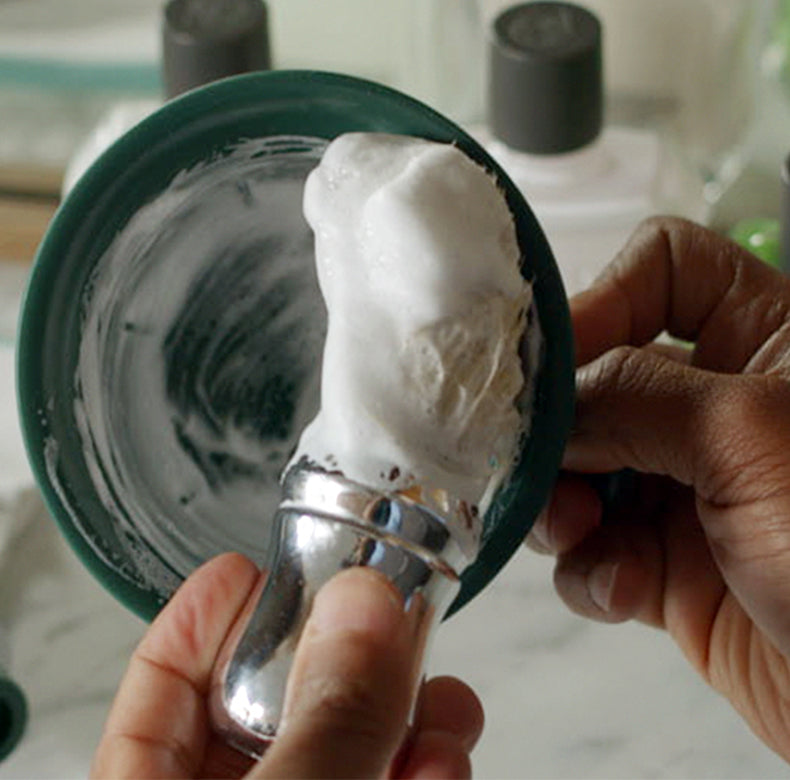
[
  {"xmin": 92, "ymin": 554, "xmax": 483, "ymax": 779},
  {"xmin": 529, "ymin": 217, "xmax": 790, "ymax": 762}
]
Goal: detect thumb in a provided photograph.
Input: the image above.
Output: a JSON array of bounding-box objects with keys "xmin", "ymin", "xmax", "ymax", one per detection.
[{"xmin": 249, "ymin": 568, "xmax": 425, "ymax": 779}]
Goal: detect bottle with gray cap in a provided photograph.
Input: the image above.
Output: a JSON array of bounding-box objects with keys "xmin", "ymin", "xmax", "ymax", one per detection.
[
  {"xmin": 481, "ymin": 1, "xmax": 661, "ymax": 296},
  {"xmin": 163, "ymin": 0, "xmax": 271, "ymax": 99},
  {"xmin": 489, "ymin": 0, "xmax": 602, "ymax": 155},
  {"xmin": 63, "ymin": 0, "xmax": 271, "ymax": 195}
]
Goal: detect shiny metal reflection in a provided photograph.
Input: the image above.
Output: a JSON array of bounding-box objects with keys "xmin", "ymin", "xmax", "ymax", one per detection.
[{"xmin": 208, "ymin": 464, "xmax": 471, "ymax": 758}]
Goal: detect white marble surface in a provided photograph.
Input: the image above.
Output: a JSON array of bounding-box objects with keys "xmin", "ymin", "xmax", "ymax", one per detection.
[
  {"xmin": 1, "ymin": 505, "xmax": 789, "ymax": 780},
  {"xmin": 0, "ymin": 335, "xmax": 788, "ymax": 780}
]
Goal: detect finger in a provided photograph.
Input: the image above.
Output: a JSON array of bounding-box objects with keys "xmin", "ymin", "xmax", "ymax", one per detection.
[
  {"xmin": 251, "ymin": 568, "xmax": 426, "ymax": 780},
  {"xmin": 392, "ymin": 677, "xmax": 483, "ymax": 780},
  {"xmin": 91, "ymin": 553, "xmax": 260, "ymax": 780},
  {"xmin": 553, "ymin": 480, "xmax": 727, "ymax": 672},
  {"xmin": 526, "ymin": 473, "xmax": 603, "ymax": 555},
  {"xmin": 415, "ymin": 676, "xmax": 484, "ymax": 753},
  {"xmin": 554, "ymin": 522, "xmax": 661, "ymax": 625},
  {"xmin": 565, "ymin": 344, "xmax": 790, "ymax": 508},
  {"xmin": 565, "ymin": 342, "xmax": 790, "ymax": 659},
  {"xmin": 544, "ymin": 473, "xmax": 668, "ymax": 626},
  {"xmin": 552, "ymin": 475, "xmax": 682, "ymax": 626},
  {"xmin": 566, "ymin": 345, "xmax": 724, "ymax": 486},
  {"xmin": 396, "ymin": 731, "xmax": 471, "ymax": 780},
  {"xmin": 572, "ymin": 216, "xmax": 790, "ymax": 373},
  {"xmin": 199, "ymin": 732, "xmax": 258, "ymax": 780}
]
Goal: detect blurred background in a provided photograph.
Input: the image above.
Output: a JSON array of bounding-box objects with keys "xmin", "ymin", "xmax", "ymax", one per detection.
[
  {"xmin": 1, "ymin": 0, "xmax": 789, "ymax": 292},
  {"xmin": 2, "ymin": 2, "xmax": 790, "ymax": 777}
]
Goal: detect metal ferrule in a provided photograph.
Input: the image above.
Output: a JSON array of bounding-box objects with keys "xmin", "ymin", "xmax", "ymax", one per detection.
[{"xmin": 208, "ymin": 464, "xmax": 472, "ymax": 758}]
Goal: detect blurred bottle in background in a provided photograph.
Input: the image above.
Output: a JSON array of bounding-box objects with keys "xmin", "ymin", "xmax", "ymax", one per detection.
[
  {"xmin": 6, "ymin": 0, "xmax": 484, "ymax": 199},
  {"xmin": 469, "ymin": 0, "xmax": 774, "ymax": 293},
  {"xmin": 264, "ymin": 0, "xmax": 486, "ymax": 125},
  {"xmin": 62, "ymin": 0, "xmax": 487, "ymax": 195},
  {"xmin": 62, "ymin": 0, "xmax": 271, "ymax": 195},
  {"xmin": 479, "ymin": 0, "xmax": 771, "ymax": 221},
  {"xmin": 476, "ymin": 2, "xmax": 663, "ymax": 296},
  {"xmin": 3, "ymin": 0, "xmax": 775, "ymax": 232}
]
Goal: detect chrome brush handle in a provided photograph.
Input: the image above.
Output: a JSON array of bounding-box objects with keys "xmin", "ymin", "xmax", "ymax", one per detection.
[{"xmin": 208, "ymin": 465, "xmax": 470, "ymax": 758}]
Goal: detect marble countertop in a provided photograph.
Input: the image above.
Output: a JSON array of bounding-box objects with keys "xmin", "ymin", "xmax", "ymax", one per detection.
[
  {"xmin": 0, "ymin": 294, "xmax": 788, "ymax": 779},
  {"xmin": 1, "ymin": 493, "xmax": 788, "ymax": 780}
]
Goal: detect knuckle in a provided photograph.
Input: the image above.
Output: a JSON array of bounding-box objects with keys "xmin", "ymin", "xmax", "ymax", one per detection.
[
  {"xmin": 578, "ymin": 345, "xmax": 647, "ymax": 400},
  {"xmin": 612, "ymin": 215, "xmax": 701, "ymax": 281},
  {"xmin": 701, "ymin": 376, "xmax": 782, "ymax": 438},
  {"xmin": 601, "ymin": 344, "xmax": 644, "ymax": 381},
  {"xmin": 624, "ymin": 215, "xmax": 693, "ymax": 258},
  {"xmin": 303, "ymin": 668, "xmax": 398, "ymax": 743},
  {"xmin": 634, "ymin": 214, "xmax": 687, "ymax": 238},
  {"xmin": 697, "ymin": 375, "xmax": 790, "ymax": 502}
]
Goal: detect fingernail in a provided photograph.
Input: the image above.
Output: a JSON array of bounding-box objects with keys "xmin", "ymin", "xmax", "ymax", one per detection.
[
  {"xmin": 307, "ymin": 567, "xmax": 405, "ymax": 641},
  {"xmin": 526, "ymin": 510, "xmax": 552, "ymax": 553},
  {"xmin": 587, "ymin": 561, "xmax": 619, "ymax": 613}
]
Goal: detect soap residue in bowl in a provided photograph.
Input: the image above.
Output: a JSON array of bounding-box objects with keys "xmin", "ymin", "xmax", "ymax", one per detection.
[
  {"xmin": 52, "ymin": 131, "xmax": 544, "ymax": 607},
  {"xmin": 58, "ymin": 136, "xmax": 328, "ymax": 598}
]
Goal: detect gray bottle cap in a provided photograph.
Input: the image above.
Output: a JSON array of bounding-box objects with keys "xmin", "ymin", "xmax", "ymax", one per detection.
[
  {"xmin": 163, "ymin": 0, "xmax": 271, "ymax": 99},
  {"xmin": 489, "ymin": 1, "xmax": 603, "ymax": 155}
]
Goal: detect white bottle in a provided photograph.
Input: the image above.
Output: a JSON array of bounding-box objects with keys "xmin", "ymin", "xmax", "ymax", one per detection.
[
  {"xmin": 480, "ymin": 2, "xmax": 661, "ymax": 297},
  {"xmin": 63, "ymin": 0, "xmax": 270, "ymax": 197}
]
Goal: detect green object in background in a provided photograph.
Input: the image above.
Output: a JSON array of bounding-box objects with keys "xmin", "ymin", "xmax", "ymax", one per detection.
[
  {"xmin": 0, "ymin": 670, "xmax": 26, "ymax": 762},
  {"xmin": 729, "ymin": 217, "xmax": 781, "ymax": 268}
]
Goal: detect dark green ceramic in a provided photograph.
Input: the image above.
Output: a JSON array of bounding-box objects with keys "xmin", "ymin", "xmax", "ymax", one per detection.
[
  {"xmin": 0, "ymin": 666, "xmax": 26, "ymax": 761},
  {"xmin": 17, "ymin": 70, "xmax": 574, "ymax": 621}
]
